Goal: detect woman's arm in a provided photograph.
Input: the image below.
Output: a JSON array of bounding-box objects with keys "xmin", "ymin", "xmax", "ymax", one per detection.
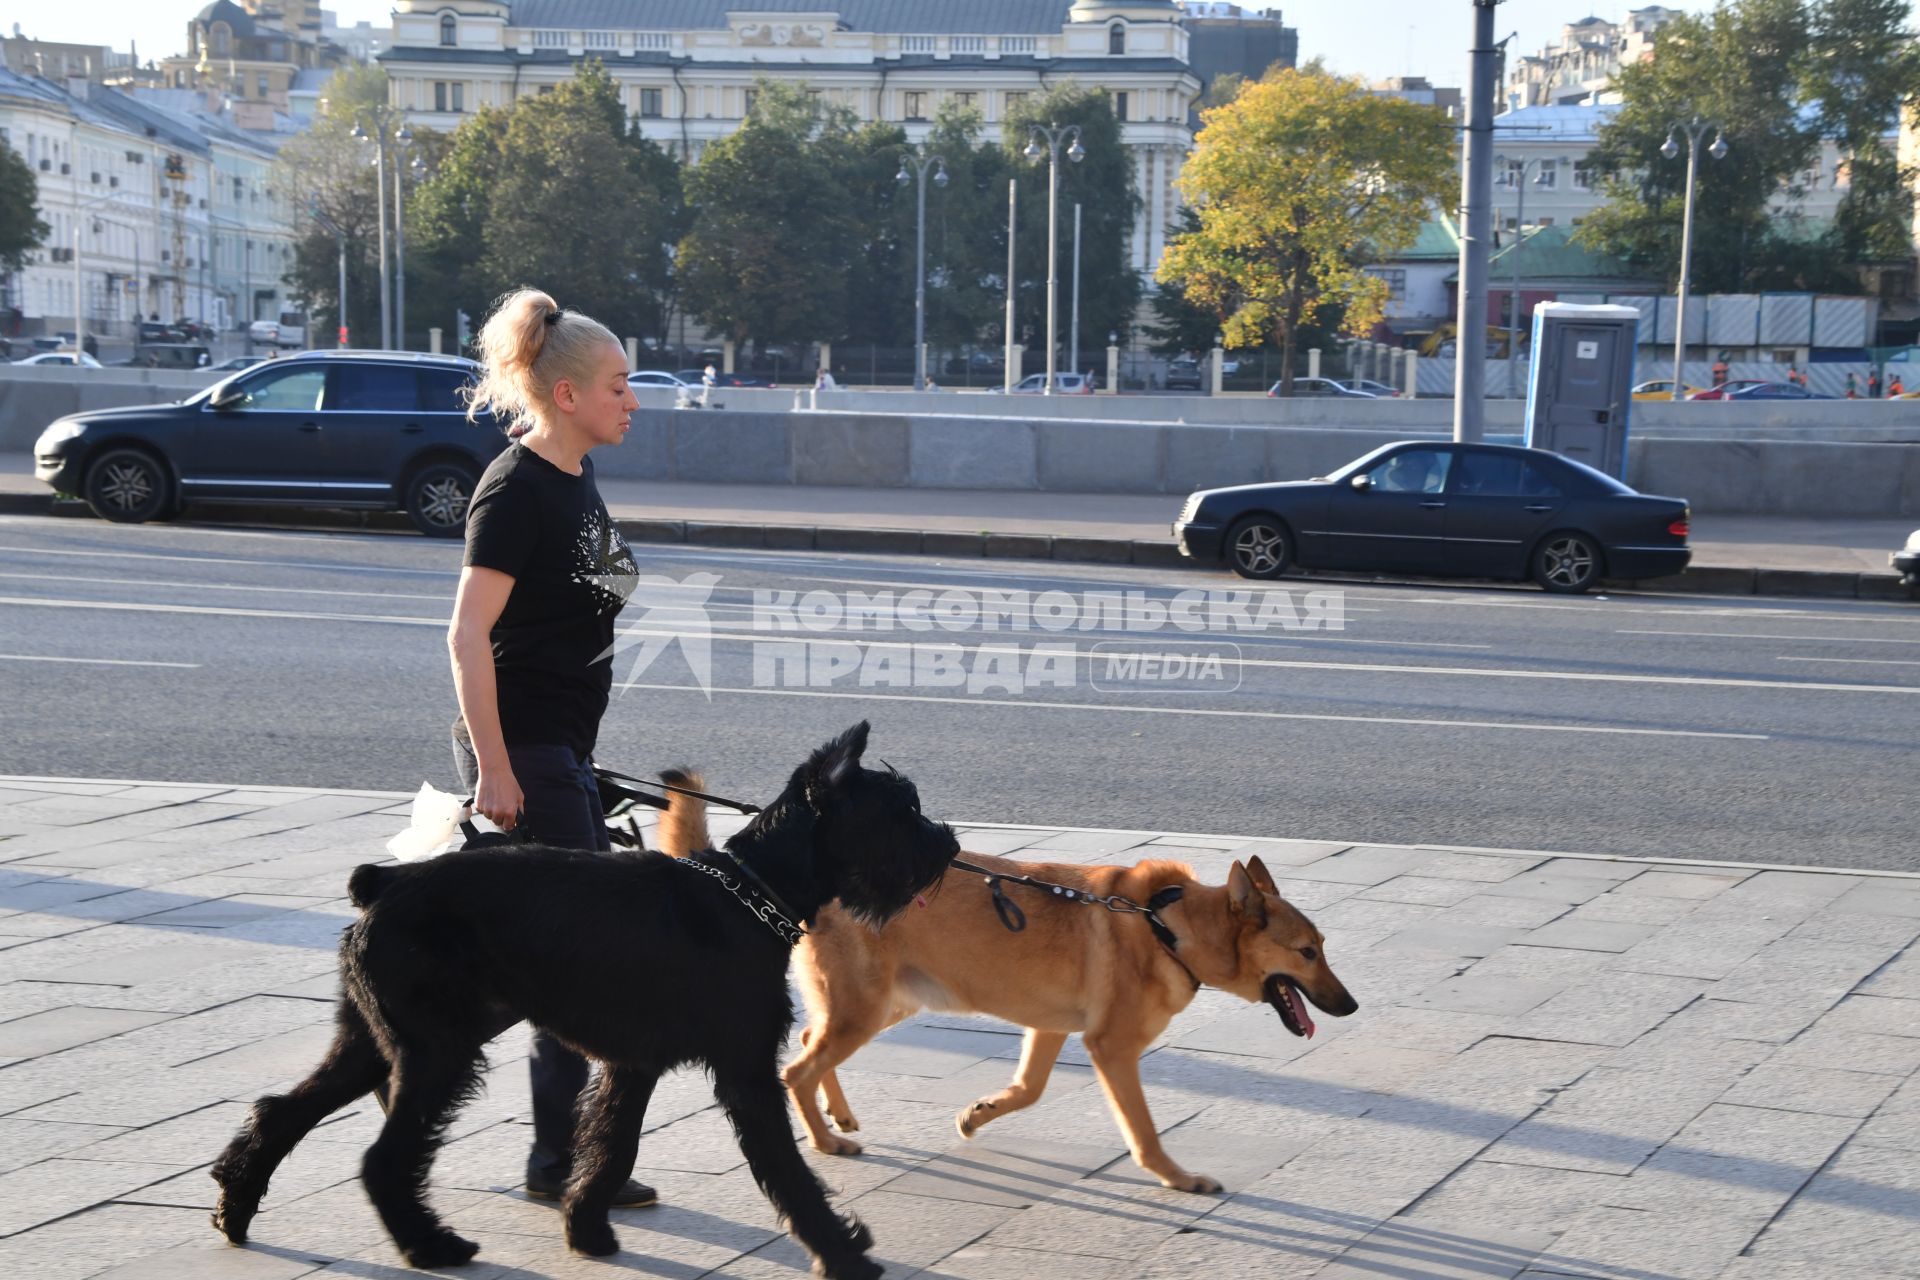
[{"xmin": 449, "ymin": 564, "xmax": 523, "ymax": 829}]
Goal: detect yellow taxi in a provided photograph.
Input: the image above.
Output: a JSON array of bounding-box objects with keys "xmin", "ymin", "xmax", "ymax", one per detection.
[{"xmin": 1631, "ymin": 379, "xmax": 1705, "ymax": 401}]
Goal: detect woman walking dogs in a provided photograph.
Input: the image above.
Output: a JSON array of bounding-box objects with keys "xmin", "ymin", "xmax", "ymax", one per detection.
[{"xmin": 446, "ymin": 288, "xmax": 648, "ymax": 1205}]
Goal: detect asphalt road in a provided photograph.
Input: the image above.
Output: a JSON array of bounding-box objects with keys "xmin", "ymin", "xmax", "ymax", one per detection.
[{"xmin": 1, "ymin": 512, "xmax": 1916, "ymax": 870}]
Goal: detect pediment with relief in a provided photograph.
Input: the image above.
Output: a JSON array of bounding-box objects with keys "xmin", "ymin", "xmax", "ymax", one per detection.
[{"xmin": 735, "ymin": 21, "xmax": 829, "ymax": 47}]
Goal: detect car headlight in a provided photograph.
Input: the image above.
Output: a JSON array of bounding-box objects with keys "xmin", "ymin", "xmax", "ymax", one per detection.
[
  {"xmin": 1905, "ymin": 530, "xmax": 1920, "ymax": 553},
  {"xmin": 33, "ymin": 419, "xmax": 85, "ymax": 452}
]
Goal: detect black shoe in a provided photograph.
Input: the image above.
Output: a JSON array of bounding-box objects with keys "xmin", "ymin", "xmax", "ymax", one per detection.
[{"xmin": 523, "ymin": 1171, "xmax": 658, "ymax": 1207}]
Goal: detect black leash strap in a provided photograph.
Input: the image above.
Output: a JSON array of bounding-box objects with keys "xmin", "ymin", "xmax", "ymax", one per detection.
[
  {"xmin": 593, "ymin": 767, "xmax": 763, "ymax": 815},
  {"xmin": 674, "ymin": 853, "xmax": 807, "ymax": 946}
]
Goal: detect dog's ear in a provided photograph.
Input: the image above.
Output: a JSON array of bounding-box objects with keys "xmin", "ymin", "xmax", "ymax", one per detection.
[
  {"xmin": 1227, "ymin": 861, "xmax": 1269, "ymax": 927},
  {"xmin": 1245, "ymin": 855, "xmax": 1279, "ymax": 896},
  {"xmin": 805, "ymin": 720, "xmax": 871, "ymax": 806}
]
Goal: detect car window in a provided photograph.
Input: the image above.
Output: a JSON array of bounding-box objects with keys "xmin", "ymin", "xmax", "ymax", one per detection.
[
  {"xmin": 1451, "ymin": 452, "xmax": 1526, "ymax": 496},
  {"xmin": 1368, "ymin": 449, "xmax": 1451, "ymax": 494},
  {"xmin": 230, "ymin": 366, "xmax": 327, "ymax": 412},
  {"xmin": 329, "ymin": 364, "xmax": 421, "ymax": 411},
  {"xmin": 1519, "ymin": 462, "xmax": 1564, "ymax": 497},
  {"xmin": 419, "ymin": 368, "xmax": 476, "ymax": 412}
]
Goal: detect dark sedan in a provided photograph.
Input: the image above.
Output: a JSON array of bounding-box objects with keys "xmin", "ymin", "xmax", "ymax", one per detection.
[
  {"xmin": 1173, "ymin": 441, "xmax": 1691, "ymax": 593},
  {"xmin": 1723, "ymin": 381, "xmax": 1835, "ymax": 401},
  {"xmin": 32, "ymin": 351, "xmax": 509, "ymax": 536}
]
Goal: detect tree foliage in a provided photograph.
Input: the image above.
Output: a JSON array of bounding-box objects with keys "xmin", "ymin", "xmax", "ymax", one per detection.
[
  {"xmin": 1158, "ymin": 67, "xmax": 1453, "ymax": 393},
  {"xmin": 275, "ymin": 64, "xmax": 391, "ymax": 344},
  {"xmin": 0, "ymin": 138, "xmax": 50, "ymax": 276},
  {"xmin": 1580, "ymin": 0, "xmax": 1916, "ymax": 290}
]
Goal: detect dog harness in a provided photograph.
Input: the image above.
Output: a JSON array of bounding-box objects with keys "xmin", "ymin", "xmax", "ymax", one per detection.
[{"xmin": 949, "ymin": 858, "xmax": 1201, "ymax": 993}]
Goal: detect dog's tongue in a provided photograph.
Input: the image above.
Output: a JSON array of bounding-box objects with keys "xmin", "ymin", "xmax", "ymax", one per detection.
[{"xmin": 1288, "ymin": 984, "xmax": 1316, "ymax": 1039}]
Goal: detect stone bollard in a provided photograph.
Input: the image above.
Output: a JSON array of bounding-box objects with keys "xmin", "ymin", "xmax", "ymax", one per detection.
[
  {"xmin": 1210, "ymin": 342, "xmax": 1225, "ymax": 396},
  {"xmin": 428, "ymin": 327, "xmax": 442, "ymax": 355},
  {"xmin": 1106, "ymin": 342, "xmax": 1119, "ymax": 394},
  {"xmin": 1308, "ymin": 347, "xmax": 1321, "ymax": 379},
  {"xmin": 1403, "ymin": 350, "xmax": 1419, "ymax": 398},
  {"xmin": 722, "ymin": 339, "xmax": 736, "ymax": 375},
  {"xmin": 625, "ymin": 337, "xmax": 639, "ymax": 372}
]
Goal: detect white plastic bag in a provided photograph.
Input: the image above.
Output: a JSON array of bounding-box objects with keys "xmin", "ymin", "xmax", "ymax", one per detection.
[{"xmin": 385, "ymin": 782, "xmax": 471, "ymax": 862}]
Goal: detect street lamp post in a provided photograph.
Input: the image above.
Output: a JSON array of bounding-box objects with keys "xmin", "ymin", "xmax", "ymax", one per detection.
[
  {"xmin": 1663, "ymin": 119, "xmax": 1727, "ymax": 400},
  {"xmin": 308, "ymin": 196, "xmax": 349, "ymax": 348},
  {"xmin": 1494, "ymin": 155, "xmax": 1549, "ymax": 399},
  {"xmin": 392, "ymin": 129, "xmax": 414, "ymax": 349},
  {"xmin": 72, "ymin": 190, "xmax": 140, "ymax": 361},
  {"xmin": 895, "ymin": 150, "xmax": 948, "ymax": 391},
  {"xmin": 1025, "ymin": 122, "xmax": 1085, "ymax": 395},
  {"xmin": 352, "ymin": 110, "xmax": 409, "ymax": 350}
]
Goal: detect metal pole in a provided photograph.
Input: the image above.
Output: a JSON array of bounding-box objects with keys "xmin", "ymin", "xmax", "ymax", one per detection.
[
  {"xmin": 1509, "ymin": 162, "xmax": 1525, "ymax": 400},
  {"xmin": 393, "ymin": 149, "xmax": 407, "ymax": 350},
  {"xmin": 1071, "ymin": 202, "xmax": 1081, "ymax": 377},
  {"xmin": 337, "ymin": 234, "xmax": 348, "ymax": 348},
  {"xmin": 72, "ymin": 217, "xmax": 83, "ymax": 358},
  {"xmin": 1453, "ymin": 0, "xmax": 1498, "ymax": 441},
  {"xmin": 1671, "ymin": 129, "xmax": 1700, "ymax": 402},
  {"xmin": 1045, "ymin": 137, "xmax": 1059, "ymax": 395},
  {"xmin": 374, "ymin": 137, "xmax": 389, "ymax": 349},
  {"xmin": 914, "ymin": 164, "xmax": 927, "ymax": 390},
  {"xmin": 1004, "ymin": 178, "xmax": 1016, "ymax": 392}
]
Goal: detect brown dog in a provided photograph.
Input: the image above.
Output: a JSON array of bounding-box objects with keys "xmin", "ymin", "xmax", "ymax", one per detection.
[{"xmin": 658, "ymin": 782, "xmax": 1357, "ymax": 1193}]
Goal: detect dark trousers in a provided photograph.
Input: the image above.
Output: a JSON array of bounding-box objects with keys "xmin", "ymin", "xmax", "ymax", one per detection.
[{"xmin": 452, "ymin": 730, "xmax": 610, "ymax": 1181}]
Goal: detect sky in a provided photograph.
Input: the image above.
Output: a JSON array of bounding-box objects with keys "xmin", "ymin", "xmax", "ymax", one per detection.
[{"xmin": 12, "ymin": 1, "xmax": 1630, "ymax": 89}]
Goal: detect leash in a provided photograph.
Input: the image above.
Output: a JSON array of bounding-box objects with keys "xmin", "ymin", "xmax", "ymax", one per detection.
[
  {"xmin": 673, "ymin": 852, "xmax": 807, "ymax": 946},
  {"xmin": 593, "ymin": 768, "xmax": 764, "ymax": 816},
  {"xmin": 948, "ymin": 857, "xmax": 1200, "ymax": 992}
]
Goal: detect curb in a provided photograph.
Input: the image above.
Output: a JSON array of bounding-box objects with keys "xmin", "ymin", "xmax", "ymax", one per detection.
[{"xmin": 1, "ymin": 488, "xmax": 1910, "ymax": 602}]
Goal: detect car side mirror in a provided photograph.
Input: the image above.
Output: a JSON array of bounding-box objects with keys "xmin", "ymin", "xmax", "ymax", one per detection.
[
  {"xmin": 1350, "ymin": 474, "xmax": 1372, "ymax": 492},
  {"xmin": 210, "ymin": 387, "xmax": 246, "ymax": 411}
]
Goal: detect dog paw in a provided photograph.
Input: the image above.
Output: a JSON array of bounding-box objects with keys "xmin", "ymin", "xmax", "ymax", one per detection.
[
  {"xmin": 810, "ymin": 1131, "xmax": 864, "ymax": 1157},
  {"xmin": 402, "ymin": 1230, "xmax": 481, "ymax": 1268},
  {"xmin": 831, "ymin": 1113, "xmax": 860, "ymax": 1133},
  {"xmin": 842, "ymin": 1215, "xmax": 874, "ymax": 1253},
  {"xmin": 955, "ymin": 1099, "xmax": 997, "ymax": 1138},
  {"xmin": 210, "ymin": 1197, "xmax": 256, "ymax": 1245},
  {"xmin": 1163, "ymin": 1171, "xmax": 1223, "ymax": 1195},
  {"xmin": 812, "ymin": 1252, "xmax": 884, "ymax": 1280},
  {"xmin": 566, "ymin": 1219, "xmax": 621, "ymax": 1258}
]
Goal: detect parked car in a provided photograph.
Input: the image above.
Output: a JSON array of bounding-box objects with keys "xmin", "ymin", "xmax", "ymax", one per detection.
[
  {"xmin": 1893, "ymin": 529, "xmax": 1920, "ymax": 587},
  {"xmin": 1268, "ymin": 377, "xmax": 1376, "ymax": 398},
  {"xmin": 628, "ymin": 370, "xmax": 692, "ymax": 389},
  {"xmin": 1722, "ymin": 381, "xmax": 1836, "ymax": 401},
  {"xmin": 124, "ymin": 343, "xmax": 212, "ymax": 370},
  {"xmin": 1172, "ymin": 441, "xmax": 1690, "ymax": 593},
  {"xmin": 208, "ymin": 355, "xmax": 266, "ymax": 372},
  {"xmin": 137, "ymin": 320, "xmax": 187, "ymax": 344},
  {"xmin": 1631, "ymin": 379, "xmax": 1704, "ymax": 401},
  {"xmin": 674, "ymin": 368, "xmax": 774, "ymax": 389},
  {"xmin": 248, "ymin": 319, "xmax": 282, "ymax": 346},
  {"xmin": 1164, "ymin": 358, "xmax": 1202, "ymax": 391},
  {"xmin": 986, "ymin": 372, "xmax": 1097, "ymax": 395},
  {"xmin": 31, "ymin": 351, "xmax": 507, "ymax": 536},
  {"xmin": 1686, "ymin": 380, "xmax": 1769, "ymax": 400},
  {"xmin": 1340, "ymin": 378, "xmax": 1403, "ymax": 398},
  {"xmin": 14, "ymin": 351, "xmax": 103, "ymax": 368}
]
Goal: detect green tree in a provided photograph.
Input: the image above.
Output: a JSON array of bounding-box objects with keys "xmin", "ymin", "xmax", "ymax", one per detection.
[
  {"xmin": 0, "ymin": 139, "xmax": 49, "ymax": 278},
  {"xmin": 914, "ymin": 102, "xmax": 1014, "ymax": 350},
  {"xmin": 476, "ymin": 62, "xmax": 682, "ymax": 343},
  {"xmin": 1158, "ymin": 67, "xmax": 1453, "ymax": 394},
  {"xmin": 404, "ymin": 107, "xmax": 508, "ymax": 350},
  {"xmin": 1004, "ymin": 84, "xmax": 1139, "ymax": 367},
  {"xmin": 275, "ymin": 64, "xmax": 391, "ymax": 345},
  {"xmin": 1804, "ymin": 0, "xmax": 1919, "ymax": 261},
  {"xmin": 1578, "ymin": 0, "xmax": 1819, "ymax": 291}
]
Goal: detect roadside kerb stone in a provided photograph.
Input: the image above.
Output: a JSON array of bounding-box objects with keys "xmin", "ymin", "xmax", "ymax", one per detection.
[
  {"xmin": 683, "ymin": 521, "xmax": 768, "ymax": 548},
  {"xmin": 813, "ymin": 527, "xmax": 921, "ymax": 554},
  {"xmin": 615, "ymin": 517, "xmax": 687, "ymax": 544},
  {"xmin": 1049, "ymin": 537, "xmax": 1134, "ymax": 564},
  {"xmin": 983, "ymin": 533, "xmax": 1052, "ymax": 559},
  {"xmin": 1, "ymin": 778, "xmax": 1918, "ymax": 1280}
]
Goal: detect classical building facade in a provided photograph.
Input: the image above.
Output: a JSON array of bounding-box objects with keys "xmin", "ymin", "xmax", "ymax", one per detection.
[
  {"xmin": 382, "ymin": 0, "xmax": 1204, "ymax": 276},
  {"xmin": 162, "ymin": 1, "xmax": 348, "ymax": 108},
  {"xmin": 1504, "ymin": 8, "xmax": 1678, "ymax": 112}
]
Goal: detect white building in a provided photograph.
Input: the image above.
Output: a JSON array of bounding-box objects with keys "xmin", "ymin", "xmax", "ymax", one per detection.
[
  {"xmin": 381, "ymin": 0, "xmax": 1203, "ymax": 276},
  {"xmin": 0, "ymin": 67, "xmax": 297, "ymax": 337},
  {"xmin": 1505, "ymin": 8, "xmax": 1678, "ymax": 112}
]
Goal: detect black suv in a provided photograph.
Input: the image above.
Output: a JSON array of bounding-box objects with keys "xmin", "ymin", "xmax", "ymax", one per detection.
[{"xmin": 32, "ymin": 351, "xmax": 508, "ymax": 536}]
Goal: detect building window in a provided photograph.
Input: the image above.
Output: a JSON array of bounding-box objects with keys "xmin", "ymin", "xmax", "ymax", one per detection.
[
  {"xmin": 1109, "ymin": 23, "xmax": 1125, "ymax": 56},
  {"xmin": 1114, "ymin": 92, "xmax": 1129, "ymax": 121},
  {"xmin": 434, "ymin": 82, "xmax": 446, "ymax": 112},
  {"xmin": 1536, "ymin": 216, "xmax": 1554, "ymax": 227},
  {"xmin": 1369, "ymin": 268, "xmax": 1407, "ymax": 300},
  {"xmin": 1572, "ymin": 160, "xmax": 1591, "ymax": 191},
  {"xmin": 953, "ymin": 90, "xmax": 977, "ymax": 110},
  {"xmin": 640, "ymin": 87, "xmax": 663, "ymax": 117},
  {"xmin": 1535, "ymin": 161, "xmax": 1556, "ymax": 189},
  {"xmin": 211, "ymin": 23, "xmax": 230, "ymax": 57},
  {"xmin": 434, "ymin": 82, "xmax": 464, "ymax": 113},
  {"xmin": 744, "ymin": 88, "xmax": 758, "ymax": 115},
  {"xmin": 1004, "ymin": 90, "xmax": 1027, "ymax": 114},
  {"xmin": 440, "ymin": 14, "xmax": 456, "ymax": 46},
  {"xmin": 256, "ymin": 72, "xmax": 269, "ymax": 98},
  {"xmin": 1502, "ymin": 159, "xmax": 1525, "ymax": 188},
  {"xmin": 904, "ymin": 90, "xmax": 927, "ymax": 121}
]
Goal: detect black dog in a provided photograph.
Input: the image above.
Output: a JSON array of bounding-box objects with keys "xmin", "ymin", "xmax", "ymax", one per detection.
[{"xmin": 209, "ymin": 722, "xmax": 957, "ymax": 1276}]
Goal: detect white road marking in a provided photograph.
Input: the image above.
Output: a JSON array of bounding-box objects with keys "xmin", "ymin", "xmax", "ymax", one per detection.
[
  {"xmin": 1622, "ymin": 629, "xmax": 1920, "ymax": 645},
  {"xmin": 611, "ymin": 682, "xmax": 1768, "ymax": 740},
  {"xmin": 0, "ymin": 571, "xmax": 456, "ymax": 605},
  {"xmin": 1777, "ymin": 655, "xmax": 1920, "ymax": 667},
  {"xmin": 0, "ymin": 654, "xmax": 200, "ymax": 668},
  {"xmin": 0, "ymin": 542, "xmax": 455, "ymax": 578},
  {"xmin": 0, "ymin": 595, "xmax": 444, "ymax": 627}
]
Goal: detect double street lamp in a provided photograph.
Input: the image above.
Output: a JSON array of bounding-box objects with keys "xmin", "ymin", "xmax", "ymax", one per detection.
[
  {"xmin": 1024, "ymin": 123, "xmax": 1085, "ymax": 395},
  {"xmin": 1493, "ymin": 155, "xmax": 1550, "ymax": 399},
  {"xmin": 1662, "ymin": 119, "xmax": 1727, "ymax": 399},
  {"xmin": 895, "ymin": 150, "xmax": 948, "ymax": 391},
  {"xmin": 351, "ymin": 109, "xmax": 414, "ymax": 350}
]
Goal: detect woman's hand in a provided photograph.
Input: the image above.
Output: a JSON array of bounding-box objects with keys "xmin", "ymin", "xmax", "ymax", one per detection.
[{"xmin": 474, "ymin": 765, "xmax": 524, "ymax": 832}]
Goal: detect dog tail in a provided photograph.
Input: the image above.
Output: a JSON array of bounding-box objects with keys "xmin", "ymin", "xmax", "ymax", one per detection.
[
  {"xmin": 346, "ymin": 864, "xmax": 390, "ymax": 910},
  {"xmin": 656, "ymin": 768, "xmax": 711, "ymax": 858}
]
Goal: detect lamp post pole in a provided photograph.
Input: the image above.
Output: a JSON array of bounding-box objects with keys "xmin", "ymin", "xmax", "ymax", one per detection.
[
  {"xmin": 71, "ymin": 190, "xmax": 139, "ymax": 361},
  {"xmin": 1025, "ymin": 123, "xmax": 1084, "ymax": 394},
  {"xmin": 1071, "ymin": 202, "xmax": 1081, "ymax": 377},
  {"xmin": 309, "ymin": 196, "xmax": 349, "ymax": 348},
  {"xmin": 896, "ymin": 150, "xmax": 948, "ymax": 391},
  {"xmin": 1004, "ymin": 179, "xmax": 1017, "ymax": 392},
  {"xmin": 1664, "ymin": 119, "xmax": 1726, "ymax": 400},
  {"xmin": 1495, "ymin": 155, "xmax": 1546, "ymax": 399},
  {"xmin": 352, "ymin": 110, "xmax": 401, "ymax": 349},
  {"xmin": 392, "ymin": 129, "xmax": 414, "ymax": 349},
  {"xmin": 1453, "ymin": 0, "xmax": 1500, "ymax": 441}
]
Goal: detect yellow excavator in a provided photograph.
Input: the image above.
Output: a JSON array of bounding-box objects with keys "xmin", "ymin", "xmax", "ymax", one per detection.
[{"xmin": 1417, "ymin": 323, "xmax": 1523, "ymax": 359}]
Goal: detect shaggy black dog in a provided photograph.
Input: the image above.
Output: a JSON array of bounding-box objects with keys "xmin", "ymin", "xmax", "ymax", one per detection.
[{"xmin": 209, "ymin": 722, "xmax": 957, "ymax": 1277}]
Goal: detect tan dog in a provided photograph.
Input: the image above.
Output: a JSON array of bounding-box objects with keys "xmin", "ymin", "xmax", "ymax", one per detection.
[{"xmin": 658, "ymin": 782, "xmax": 1357, "ymax": 1193}]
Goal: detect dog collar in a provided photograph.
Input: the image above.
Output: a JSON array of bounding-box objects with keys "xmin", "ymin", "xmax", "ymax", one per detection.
[{"xmin": 676, "ymin": 853, "xmax": 808, "ymax": 946}]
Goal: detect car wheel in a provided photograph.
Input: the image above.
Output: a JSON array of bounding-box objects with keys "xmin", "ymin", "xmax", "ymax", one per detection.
[
  {"xmin": 1532, "ymin": 531, "xmax": 1603, "ymax": 593},
  {"xmin": 405, "ymin": 462, "xmax": 479, "ymax": 537},
  {"xmin": 1226, "ymin": 515, "xmax": 1291, "ymax": 580},
  {"xmin": 84, "ymin": 448, "xmax": 172, "ymax": 524}
]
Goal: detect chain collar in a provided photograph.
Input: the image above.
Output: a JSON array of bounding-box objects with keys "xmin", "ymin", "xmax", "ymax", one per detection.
[{"xmin": 675, "ymin": 854, "xmax": 807, "ymax": 946}]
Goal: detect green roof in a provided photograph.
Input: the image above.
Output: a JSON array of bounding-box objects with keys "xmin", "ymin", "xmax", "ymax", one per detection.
[
  {"xmin": 1398, "ymin": 214, "xmax": 1462, "ymax": 261},
  {"xmin": 1470, "ymin": 224, "xmax": 1651, "ymax": 284}
]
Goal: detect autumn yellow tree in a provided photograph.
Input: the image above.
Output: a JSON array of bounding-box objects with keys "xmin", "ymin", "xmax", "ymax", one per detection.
[{"xmin": 1158, "ymin": 68, "xmax": 1454, "ymax": 395}]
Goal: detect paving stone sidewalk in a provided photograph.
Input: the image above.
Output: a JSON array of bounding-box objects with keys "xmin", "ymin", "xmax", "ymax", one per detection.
[{"xmin": 0, "ymin": 776, "xmax": 1916, "ymax": 1280}]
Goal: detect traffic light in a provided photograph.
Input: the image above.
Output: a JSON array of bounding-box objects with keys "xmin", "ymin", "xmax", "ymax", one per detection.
[{"xmin": 454, "ymin": 308, "xmax": 471, "ymax": 349}]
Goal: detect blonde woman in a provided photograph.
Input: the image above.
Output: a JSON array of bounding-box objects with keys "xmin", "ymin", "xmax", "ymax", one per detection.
[{"xmin": 447, "ymin": 288, "xmax": 650, "ymax": 1205}]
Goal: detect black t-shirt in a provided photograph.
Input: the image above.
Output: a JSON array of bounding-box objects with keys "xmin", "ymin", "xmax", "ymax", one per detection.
[{"xmin": 460, "ymin": 442, "xmax": 637, "ymax": 757}]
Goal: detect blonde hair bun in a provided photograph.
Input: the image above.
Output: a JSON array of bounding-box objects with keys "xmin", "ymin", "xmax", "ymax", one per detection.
[{"xmin": 465, "ymin": 287, "xmax": 619, "ymax": 434}]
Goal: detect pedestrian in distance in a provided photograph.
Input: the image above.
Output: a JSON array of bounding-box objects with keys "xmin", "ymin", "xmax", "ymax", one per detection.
[
  {"xmin": 1711, "ymin": 352, "xmax": 1729, "ymax": 388},
  {"xmin": 1846, "ymin": 371, "xmax": 1858, "ymax": 399},
  {"xmin": 1890, "ymin": 375, "xmax": 1905, "ymax": 398},
  {"xmin": 444, "ymin": 286, "xmax": 653, "ymax": 1208},
  {"xmin": 814, "ymin": 365, "xmax": 837, "ymax": 391},
  {"xmin": 1868, "ymin": 369, "xmax": 1881, "ymax": 399},
  {"xmin": 701, "ymin": 362, "xmax": 717, "ymax": 408}
]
